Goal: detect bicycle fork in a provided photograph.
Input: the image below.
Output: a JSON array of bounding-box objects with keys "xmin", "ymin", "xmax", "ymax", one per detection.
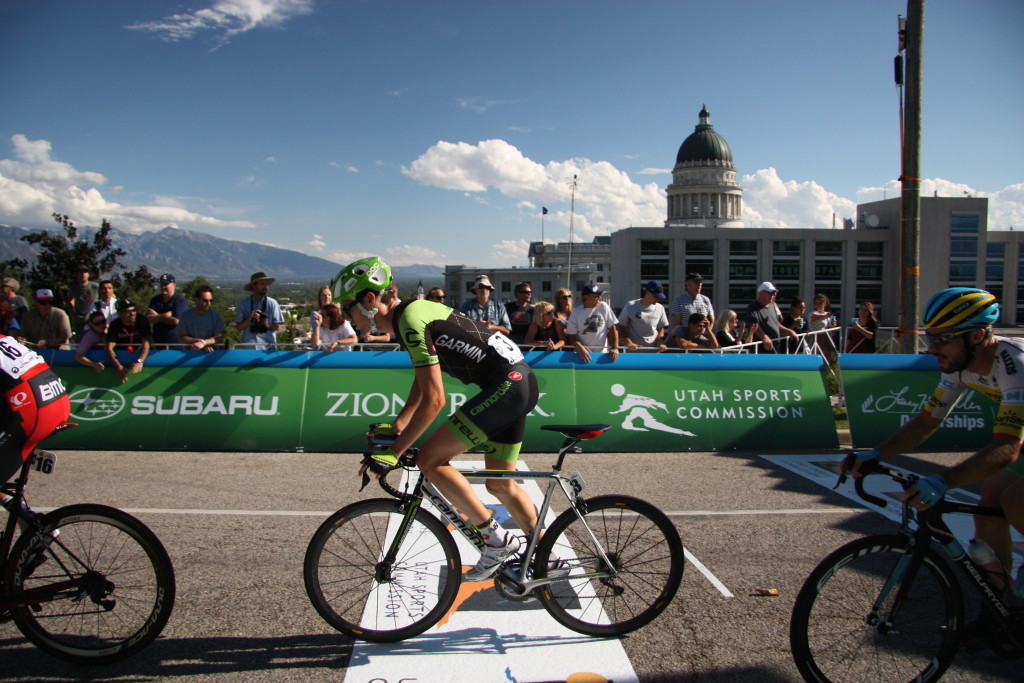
[{"xmin": 866, "ymin": 542, "xmax": 930, "ymax": 636}]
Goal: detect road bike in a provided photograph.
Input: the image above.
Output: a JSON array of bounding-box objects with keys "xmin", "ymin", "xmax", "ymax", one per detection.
[
  {"xmin": 304, "ymin": 423, "xmax": 684, "ymax": 642},
  {"xmin": 789, "ymin": 454, "xmax": 1024, "ymax": 682},
  {"xmin": 0, "ymin": 425, "xmax": 176, "ymax": 664}
]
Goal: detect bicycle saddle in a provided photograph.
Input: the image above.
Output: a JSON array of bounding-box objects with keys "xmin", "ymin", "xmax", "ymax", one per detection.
[{"xmin": 541, "ymin": 424, "xmax": 611, "ymax": 439}]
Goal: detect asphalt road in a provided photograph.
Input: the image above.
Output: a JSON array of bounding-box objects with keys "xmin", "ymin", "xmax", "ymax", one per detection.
[{"xmin": 0, "ymin": 447, "xmax": 1019, "ymax": 682}]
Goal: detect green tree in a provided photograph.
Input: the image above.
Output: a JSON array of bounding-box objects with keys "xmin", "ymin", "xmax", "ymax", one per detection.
[{"xmin": 0, "ymin": 213, "xmax": 156, "ymax": 308}]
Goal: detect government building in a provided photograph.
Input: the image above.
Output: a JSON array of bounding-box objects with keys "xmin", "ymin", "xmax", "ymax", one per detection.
[{"xmin": 445, "ymin": 106, "xmax": 1024, "ymax": 325}]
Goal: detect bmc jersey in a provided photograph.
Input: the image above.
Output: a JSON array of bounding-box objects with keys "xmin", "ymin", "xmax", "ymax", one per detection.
[
  {"xmin": 923, "ymin": 336, "xmax": 1024, "ymax": 444},
  {"xmin": 0, "ymin": 335, "xmax": 49, "ymax": 393},
  {"xmin": 392, "ymin": 299, "xmax": 524, "ymax": 386}
]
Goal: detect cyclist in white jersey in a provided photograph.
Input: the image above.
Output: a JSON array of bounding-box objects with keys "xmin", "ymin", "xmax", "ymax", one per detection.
[{"xmin": 850, "ymin": 288, "xmax": 1024, "ymax": 597}]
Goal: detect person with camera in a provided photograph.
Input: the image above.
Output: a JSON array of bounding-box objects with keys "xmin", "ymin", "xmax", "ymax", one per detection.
[{"xmin": 235, "ymin": 271, "xmax": 283, "ymax": 350}]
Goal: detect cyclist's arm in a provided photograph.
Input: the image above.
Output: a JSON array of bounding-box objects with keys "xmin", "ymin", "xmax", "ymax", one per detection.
[
  {"xmin": 938, "ymin": 439, "xmax": 1020, "ymax": 490},
  {"xmin": 873, "ymin": 411, "xmax": 942, "ymax": 461},
  {"xmin": 392, "ymin": 364, "xmax": 446, "ymax": 456}
]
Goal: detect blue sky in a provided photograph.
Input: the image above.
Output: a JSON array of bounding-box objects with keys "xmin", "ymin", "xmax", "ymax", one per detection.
[{"xmin": 1, "ymin": 0, "xmax": 1021, "ymax": 269}]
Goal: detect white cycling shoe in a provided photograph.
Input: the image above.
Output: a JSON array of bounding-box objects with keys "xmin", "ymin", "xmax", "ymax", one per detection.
[{"xmin": 465, "ymin": 536, "xmax": 521, "ymax": 582}]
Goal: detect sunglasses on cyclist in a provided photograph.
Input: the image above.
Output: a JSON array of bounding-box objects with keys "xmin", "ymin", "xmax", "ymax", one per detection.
[{"xmin": 924, "ymin": 328, "xmax": 973, "ymax": 346}]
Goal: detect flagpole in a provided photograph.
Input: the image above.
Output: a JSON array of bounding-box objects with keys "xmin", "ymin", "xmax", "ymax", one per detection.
[{"xmin": 567, "ymin": 176, "xmax": 577, "ymax": 290}]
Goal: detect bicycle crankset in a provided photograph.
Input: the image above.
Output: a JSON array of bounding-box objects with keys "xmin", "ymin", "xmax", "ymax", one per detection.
[{"xmin": 494, "ymin": 562, "xmax": 535, "ymax": 603}]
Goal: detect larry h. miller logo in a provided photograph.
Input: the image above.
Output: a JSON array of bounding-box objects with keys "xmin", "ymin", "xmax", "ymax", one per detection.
[{"xmin": 68, "ymin": 388, "xmax": 127, "ymax": 421}]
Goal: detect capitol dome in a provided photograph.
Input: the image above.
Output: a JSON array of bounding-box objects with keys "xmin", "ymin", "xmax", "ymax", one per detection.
[
  {"xmin": 665, "ymin": 104, "xmax": 743, "ymax": 228},
  {"xmin": 675, "ymin": 105, "xmax": 734, "ymax": 167}
]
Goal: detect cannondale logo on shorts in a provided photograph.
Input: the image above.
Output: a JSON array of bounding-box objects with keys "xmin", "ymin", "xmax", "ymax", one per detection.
[
  {"xmin": 68, "ymin": 388, "xmax": 127, "ymax": 421},
  {"xmin": 508, "ymin": 371, "xmax": 523, "ymax": 381}
]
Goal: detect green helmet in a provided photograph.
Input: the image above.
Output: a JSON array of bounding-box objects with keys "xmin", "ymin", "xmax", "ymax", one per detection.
[{"xmin": 330, "ymin": 257, "xmax": 392, "ymax": 303}]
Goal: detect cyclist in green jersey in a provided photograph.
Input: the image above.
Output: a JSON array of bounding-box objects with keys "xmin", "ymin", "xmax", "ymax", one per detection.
[{"xmin": 332, "ymin": 257, "xmax": 540, "ymax": 581}]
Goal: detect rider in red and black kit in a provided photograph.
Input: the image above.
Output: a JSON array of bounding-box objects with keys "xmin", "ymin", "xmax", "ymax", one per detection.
[{"xmin": 0, "ymin": 335, "xmax": 70, "ymax": 483}]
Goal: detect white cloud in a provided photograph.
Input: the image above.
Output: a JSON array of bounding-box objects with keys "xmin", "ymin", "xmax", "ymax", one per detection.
[
  {"xmin": 402, "ymin": 139, "xmax": 664, "ymax": 239},
  {"xmin": 384, "ymin": 244, "xmax": 442, "ymax": 265},
  {"xmin": 126, "ymin": 0, "xmax": 314, "ymax": 44},
  {"xmin": 404, "ymin": 138, "xmax": 1024, "ymax": 239},
  {"xmin": 0, "ymin": 134, "xmax": 256, "ymax": 232},
  {"xmin": 857, "ymin": 178, "xmax": 1024, "ymax": 231},
  {"xmin": 741, "ymin": 168, "xmax": 857, "ymax": 228},
  {"xmin": 491, "ymin": 239, "xmax": 531, "ymax": 267}
]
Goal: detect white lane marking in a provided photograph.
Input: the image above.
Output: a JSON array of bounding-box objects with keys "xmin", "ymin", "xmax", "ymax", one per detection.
[
  {"xmin": 684, "ymin": 548, "xmax": 735, "ymax": 598},
  {"xmin": 37, "ymin": 507, "xmax": 864, "ymax": 517}
]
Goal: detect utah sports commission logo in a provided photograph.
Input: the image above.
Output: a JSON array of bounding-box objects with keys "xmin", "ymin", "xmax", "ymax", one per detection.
[{"xmin": 68, "ymin": 388, "xmax": 127, "ymax": 421}]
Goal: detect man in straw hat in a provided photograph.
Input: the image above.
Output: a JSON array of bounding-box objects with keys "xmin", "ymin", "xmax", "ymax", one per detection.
[{"xmin": 235, "ymin": 272, "xmax": 283, "ymax": 350}]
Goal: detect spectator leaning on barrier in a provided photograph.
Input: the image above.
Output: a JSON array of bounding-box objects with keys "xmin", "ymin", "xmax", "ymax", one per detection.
[
  {"xmin": 147, "ymin": 273, "xmax": 187, "ymax": 346},
  {"xmin": 179, "ymin": 286, "xmax": 226, "ymax": 352},
  {"xmin": 673, "ymin": 312, "xmax": 719, "ymax": 351},
  {"xmin": 19, "ymin": 289, "xmax": 71, "ymax": 349},
  {"xmin": 566, "ymin": 283, "xmax": 619, "ymax": 364},
  {"xmin": 106, "ymin": 299, "xmax": 151, "ymax": 384},
  {"xmin": 75, "ymin": 311, "xmax": 108, "ymax": 372},
  {"xmin": 68, "ymin": 264, "xmax": 99, "ymax": 341},
  {"xmin": 745, "ymin": 281, "xmax": 796, "ymax": 353},
  {"xmin": 670, "ymin": 272, "xmax": 714, "ymax": 330},
  {"xmin": 524, "ymin": 300, "xmax": 566, "ymax": 350},
  {"xmin": 236, "ymin": 272, "xmax": 283, "ymax": 350},
  {"xmin": 553, "ymin": 288, "xmax": 573, "ymax": 331},
  {"xmin": 311, "ymin": 303, "xmax": 358, "ymax": 352},
  {"xmin": 714, "ymin": 309, "xmax": 744, "ymax": 348},
  {"xmin": 458, "ymin": 275, "xmax": 511, "ymax": 335},
  {"xmin": 505, "ymin": 281, "xmax": 534, "ymax": 344},
  {"xmin": 617, "ymin": 280, "xmax": 669, "ymax": 352},
  {"xmin": 2, "ymin": 278, "xmax": 29, "ymax": 323}
]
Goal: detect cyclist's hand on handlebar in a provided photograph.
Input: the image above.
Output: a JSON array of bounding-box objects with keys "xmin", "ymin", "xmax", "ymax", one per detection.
[
  {"xmin": 900, "ymin": 473, "xmax": 948, "ymax": 510},
  {"xmin": 847, "ymin": 449, "xmax": 881, "ymax": 477},
  {"xmin": 361, "ymin": 447, "xmax": 400, "ymax": 476}
]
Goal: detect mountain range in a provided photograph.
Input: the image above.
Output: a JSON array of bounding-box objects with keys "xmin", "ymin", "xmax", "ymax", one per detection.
[{"xmin": 0, "ymin": 224, "xmax": 443, "ymax": 283}]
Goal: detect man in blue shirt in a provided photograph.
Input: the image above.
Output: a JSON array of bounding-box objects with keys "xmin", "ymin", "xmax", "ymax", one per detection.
[
  {"xmin": 236, "ymin": 272, "xmax": 283, "ymax": 350},
  {"xmin": 458, "ymin": 275, "xmax": 511, "ymax": 335}
]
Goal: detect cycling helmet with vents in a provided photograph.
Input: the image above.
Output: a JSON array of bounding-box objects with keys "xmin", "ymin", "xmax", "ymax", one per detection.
[
  {"xmin": 921, "ymin": 287, "xmax": 999, "ymax": 329},
  {"xmin": 331, "ymin": 257, "xmax": 392, "ymax": 303}
]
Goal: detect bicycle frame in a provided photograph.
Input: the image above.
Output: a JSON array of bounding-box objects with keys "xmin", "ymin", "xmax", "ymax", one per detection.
[
  {"xmin": 378, "ymin": 432, "xmax": 616, "ymax": 596},
  {"xmin": 851, "ymin": 463, "xmax": 1016, "ymax": 635}
]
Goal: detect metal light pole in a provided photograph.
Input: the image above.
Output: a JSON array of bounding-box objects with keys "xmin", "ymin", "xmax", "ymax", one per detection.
[{"xmin": 898, "ymin": 0, "xmax": 924, "ymax": 354}]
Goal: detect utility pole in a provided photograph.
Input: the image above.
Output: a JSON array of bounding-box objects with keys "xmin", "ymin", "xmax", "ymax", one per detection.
[{"xmin": 897, "ymin": 0, "xmax": 924, "ymax": 354}]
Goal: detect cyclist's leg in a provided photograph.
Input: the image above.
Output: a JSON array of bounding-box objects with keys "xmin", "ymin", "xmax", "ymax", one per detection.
[
  {"xmin": 975, "ymin": 469, "xmax": 1017, "ymax": 579},
  {"xmin": 416, "ymin": 424, "xmax": 493, "ymax": 525},
  {"xmin": 483, "ymin": 443, "xmax": 538, "ymax": 536}
]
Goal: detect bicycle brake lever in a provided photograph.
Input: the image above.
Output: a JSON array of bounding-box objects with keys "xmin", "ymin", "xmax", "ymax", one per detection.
[
  {"xmin": 359, "ymin": 470, "xmax": 371, "ymax": 491},
  {"xmin": 833, "ymin": 452, "xmax": 857, "ymax": 490}
]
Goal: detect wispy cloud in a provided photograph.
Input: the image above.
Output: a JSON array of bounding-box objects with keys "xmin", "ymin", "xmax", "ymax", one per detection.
[
  {"xmin": 0, "ymin": 134, "xmax": 256, "ymax": 232},
  {"xmin": 126, "ymin": 0, "xmax": 314, "ymax": 44}
]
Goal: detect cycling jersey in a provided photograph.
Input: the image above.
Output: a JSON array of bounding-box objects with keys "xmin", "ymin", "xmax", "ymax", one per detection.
[
  {"xmin": 392, "ymin": 300, "xmax": 536, "ymax": 461},
  {"xmin": 0, "ymin": 334, "xmax": 70, "ymax": 482},
  {"xmin": 392, "ymin": 299, "xmax": 524, "ymax": 385},
  {"xmin": 923, "ymin": 336, "xmax": 1024, "ymax": 455}
]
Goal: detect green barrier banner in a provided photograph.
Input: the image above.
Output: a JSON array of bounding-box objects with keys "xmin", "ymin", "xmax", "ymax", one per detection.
[
  {"xmin": 840, "ymin": 354, "xmax": 994, "ymax": 450},
  {"xmin": 43, "ymin": 350, "xmax": 837, "ymax": 452}
]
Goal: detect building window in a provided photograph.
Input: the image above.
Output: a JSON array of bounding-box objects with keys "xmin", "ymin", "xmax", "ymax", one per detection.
[
  {"xmin": 541, "ymin": 281, "xmax": 553, "ymax": 294},
  {"xmin": 773, "ymin": 240, "xmax": 801, "ymax": 257},
  {"xmin": 816, "ymin": 241, "xmax": 842, "ymax": 256},
  {"xmin": 640, "ymin": 239, "xmax": 670, "ymax": 255},
  {"xmin": 686, "ymin": 239, "xmax": 714, "ymax": 255},
  {"xmin": 729, "ymin": 240, "xmax": 758, "ymax": 256},
  {"xmin": 949, "ymin": 262, "xmax": 977, "ymax": 282}
]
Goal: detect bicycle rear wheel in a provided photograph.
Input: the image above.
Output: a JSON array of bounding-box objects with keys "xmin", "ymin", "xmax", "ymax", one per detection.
[
  {"xmin": 304, "ymin": 498, "xmax": 461, "ymax": 642},
  {"xmin": 789, "ymin": 534, "xmax": 962, "ymax": 683},
  {"xmin": 533, "ymin": 495, "xmax": 683, "ymax": 636},
  {"xmin": 5, "ymin": 504, "xmax": 176, "ymax": 664}
]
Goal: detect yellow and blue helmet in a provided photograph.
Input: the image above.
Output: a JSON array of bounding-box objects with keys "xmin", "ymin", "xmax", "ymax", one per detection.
[{"xmin": 921, "ymin": 287, "xmax": 999, "ymax": 330}]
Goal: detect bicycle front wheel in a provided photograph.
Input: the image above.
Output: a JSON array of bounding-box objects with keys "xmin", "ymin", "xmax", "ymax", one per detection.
[
  {"xmin": 534, "ymin": 495, "xmax": 683, "ymax": 636},
  {"xmin": 789, "ymin": 534, "xmax": 962, "ymax": 683},
  {"xmin": 5, "ymin": 504, "xmax": 176, "ymax": 664},
  {"xmin": 304, "ymin": 498, "xmax": 461, "ymax": 642}
]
